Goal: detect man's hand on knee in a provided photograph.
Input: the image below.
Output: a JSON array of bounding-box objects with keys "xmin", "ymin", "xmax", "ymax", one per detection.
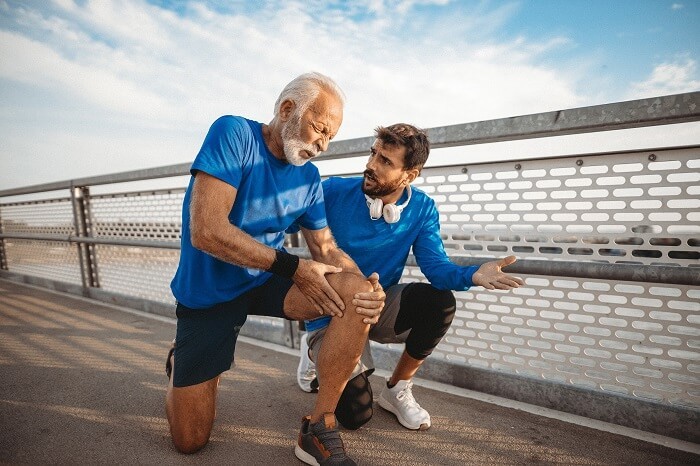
[
  {"xmin": 351, "ymin": 272, "xmax": 385, "ymax": 325},
  {"xmin": 293, "ymin": 259, "xmax": 345, "ymax": 317}
]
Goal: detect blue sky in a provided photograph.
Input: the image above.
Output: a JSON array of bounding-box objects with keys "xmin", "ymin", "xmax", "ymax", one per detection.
[{"xmin": 0, "ymin": 0, "xmax": 698, "ymax": 190}]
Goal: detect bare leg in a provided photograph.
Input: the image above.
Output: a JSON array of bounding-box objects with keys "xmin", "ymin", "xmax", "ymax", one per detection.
[
  {"xmin": 165, "ymin": 351, "xmax": 220, "ymax": 454},
  {"xmin": 284, "ymin": 272, "xmax": 373, "ymax": 423},
  {"xmin": 389, "ymin": 351, "xmax": 423, "ymax": 385}
]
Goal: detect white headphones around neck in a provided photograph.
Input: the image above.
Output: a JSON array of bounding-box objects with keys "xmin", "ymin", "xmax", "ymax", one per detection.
[{"xmin": 364, "ymin": 186, "xmax": 412, "ymax": 224}]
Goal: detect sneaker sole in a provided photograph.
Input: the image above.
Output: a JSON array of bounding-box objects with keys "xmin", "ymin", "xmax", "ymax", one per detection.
[
  {"xmin": 297, "ymin": 377, "xmax": 318, "ymax": 393},
  {"xmin": 377, "ymin": 395, "xmax": 431, "ymax": 431},
  {"xmin": 294, "ymin": 444, "xmax": 321, "ymax": 466}
]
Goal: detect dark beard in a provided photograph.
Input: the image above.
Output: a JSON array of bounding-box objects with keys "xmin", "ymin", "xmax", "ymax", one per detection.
[{"xmin": 362, "ymin": 171, "xmax": 404, "ymax": 197}]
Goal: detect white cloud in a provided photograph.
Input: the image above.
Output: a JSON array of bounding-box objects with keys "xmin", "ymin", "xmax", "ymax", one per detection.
[
  {"xmin": 0, "ymin": 1, "xmax": 583, "ymax": 128},
  {"xmin": 627, "ymin": 57, "xmax": 700, "ymax": 99},
  {"xmin": 0, "ymin": 0, "xmax": 633, "ymax": 189},
  {"xmin": 671, "ymin": 3, "xmax": 684, "ymax": 10},
  {"xmin": 0, "ymin": 30, "xmax": 178, "ymax": 122}
]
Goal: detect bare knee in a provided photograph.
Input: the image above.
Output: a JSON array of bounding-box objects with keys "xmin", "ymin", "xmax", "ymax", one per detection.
[
  {"xmin": 327, "ymin": 272, "xmax": 373, "ymax": 321},
  {"xmin": 172, "ymin": 431, "xmax": 210, "ymax": 454},
  {"xmin": 168, "ymin": 402, "xmax": 214, "ymax": 454},
  {"xmin": 166, "ymin": 378, "xmax": 218, "ymax": 454}
]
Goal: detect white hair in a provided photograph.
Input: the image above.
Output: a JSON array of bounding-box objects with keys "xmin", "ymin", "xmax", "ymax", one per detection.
[{"xmin": 273, "ymin": 72, "xmax": 346, "ymax": 117}]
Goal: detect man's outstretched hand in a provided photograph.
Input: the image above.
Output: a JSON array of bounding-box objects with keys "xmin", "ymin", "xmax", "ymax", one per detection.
[{"xmin": 472, "ymin": 255, "xmax": 524, "ymax": 290}]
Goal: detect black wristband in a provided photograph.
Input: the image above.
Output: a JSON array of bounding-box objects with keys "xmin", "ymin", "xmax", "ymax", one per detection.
[{"xmin": 267, "ymin": 249, "xmax": 300, "ymax": 279}]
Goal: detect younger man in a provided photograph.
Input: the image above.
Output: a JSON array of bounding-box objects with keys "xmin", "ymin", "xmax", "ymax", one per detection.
[{"xmin": 296, "ymin": 123, "xmax": 523, "ymax": 431}]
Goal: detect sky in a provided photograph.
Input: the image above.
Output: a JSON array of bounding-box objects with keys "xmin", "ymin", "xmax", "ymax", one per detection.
[{"xmin": 0, "ymin": 0, "xmax": 699, "ymax": 191}]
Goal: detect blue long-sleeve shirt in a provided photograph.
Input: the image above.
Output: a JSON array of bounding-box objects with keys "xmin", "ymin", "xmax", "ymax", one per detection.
[{"xmin": 303, "ymin": 176, "xmax": 477, "ymax": 331}]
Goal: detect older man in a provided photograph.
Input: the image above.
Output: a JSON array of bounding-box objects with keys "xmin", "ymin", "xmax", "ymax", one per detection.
[{"xmin": 167, "ymin": 72, "xmax": 384, "ymax": 466}]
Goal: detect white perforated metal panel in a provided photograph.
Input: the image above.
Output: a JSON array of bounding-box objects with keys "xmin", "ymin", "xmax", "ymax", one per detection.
[
  {"xmin": 94, "ymin": 246, "xmax": 179, "ymax": 303},
  {"xmin": 418, "ymin": 147, "xmax": 699, "ymax": 265},
  {"xmin": 3, "ymin": 240, "xmax": 82, "ymax": 286},
  {"xmin": 1, "ymin": 196, "xmax": 82, "ymax": 285},
  {"xmin": 386, "ymin": 147, "xmax": 700, "ymax": 409},
  {"xmin": 90, "ymin": 189, "xmax": 184, "ymax": 241},
  {"xmin": 1, "ymin": 196, "xmax": 75, "ymax": 237},
  {"xmin": 1, "ymin": 148, "xmax": 698, "ymax": 411}
]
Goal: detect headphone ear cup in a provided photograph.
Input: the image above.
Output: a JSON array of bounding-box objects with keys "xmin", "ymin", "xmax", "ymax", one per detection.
[
  {"xmin": 383, "ymin": 204, "xmax": 400, "ymax": 224},
  {"xmin": 368, "ymin": 198, "xmax": 383, "ymax": 220}
]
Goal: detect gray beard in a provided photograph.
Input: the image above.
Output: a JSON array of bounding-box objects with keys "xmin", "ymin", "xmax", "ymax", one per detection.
[{"xmin": 281, "ymin": 114, "xmax": 317, "ymax": 166}]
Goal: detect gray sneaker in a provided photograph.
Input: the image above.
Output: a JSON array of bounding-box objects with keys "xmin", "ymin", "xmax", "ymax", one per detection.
[{"xmin": 295, "ymin": 413, "xmax": 356, "ymax": 465}]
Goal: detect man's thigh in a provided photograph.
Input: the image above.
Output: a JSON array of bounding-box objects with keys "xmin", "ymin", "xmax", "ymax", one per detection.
[
  {"xmin": 173, "ymin": 276, "xmax": 292, "ymax": 387},
  {"xmin": 173, "ymin": 301, "xmax": 247, "ymax": 387},
  {"xmin": 367, "ymin": 283, "xmax": 411, "ymax": 344},
  {"xmin": 166, "ymin": 357, "xmax": 220, "ymax": 451}
]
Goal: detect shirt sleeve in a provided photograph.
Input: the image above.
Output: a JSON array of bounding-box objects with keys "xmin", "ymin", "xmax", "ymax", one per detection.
[
  {"xmin": 190, "ymin": 116, "xmax": 247, "ymax": 189},
  {"xmin": 293, "ymin": 174, "xmax": 328, "ymax": 231},
  {"xmin": 412, "ymin": 199, "xmax": 477, "ymax": 291}
]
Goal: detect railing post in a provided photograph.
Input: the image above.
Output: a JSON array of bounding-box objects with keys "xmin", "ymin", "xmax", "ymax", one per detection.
[
  {"xmin": 0, "ymin": 205, "xmax": 7, "ymax": 271},
  {"xmin": 71, "ymin": 185, "xmax": 100, "ymax": 289}
]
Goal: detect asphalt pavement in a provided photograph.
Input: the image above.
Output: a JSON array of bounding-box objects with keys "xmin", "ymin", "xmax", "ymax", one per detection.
[{"xmin": 1, "ymin": 278, "xmax": 698, "ymax": 465}]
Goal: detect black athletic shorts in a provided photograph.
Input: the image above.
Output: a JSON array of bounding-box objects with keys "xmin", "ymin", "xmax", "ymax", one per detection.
[{"xmin": 172, "ymin": 274, "xmax": 294, "ymax": 387}]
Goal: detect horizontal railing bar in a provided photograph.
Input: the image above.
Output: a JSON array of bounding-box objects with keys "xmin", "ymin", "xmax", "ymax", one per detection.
[
  {"xmin": 0, "ymin": 196, "xmax": 74, "ymax": 208},
  {"xmin": 1, "ymin": 92, "xmax": 697, "ymax": 197},
  {"xmin": 0, "ymin": 163, "xmax": 193, "ymax": 198},
  {"xmin": 2, "ymin": 235, "xmax": 697, "ymax": 285},
  {"xmin": 286, "ymin": 248, "xmax": 700, "ymax": 286},
  {"xmin": 0, "ymin": 233, "xmax": 180, "ymax": 249},
  {"xmin": 89, "ymin": 187, "xmax": 187, "ymax": 200},
  {"xmin": 320, "ymin": 91, "xmax": 700, "ymax": 159}
]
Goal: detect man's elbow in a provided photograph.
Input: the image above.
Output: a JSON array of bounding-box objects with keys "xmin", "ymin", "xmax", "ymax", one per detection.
[{"xmin": 190, "ymin": 223, "xmax": 215, "ymax": 252}]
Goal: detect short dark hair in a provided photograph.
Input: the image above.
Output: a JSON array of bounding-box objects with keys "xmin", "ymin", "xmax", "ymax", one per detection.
[{"xmin": 374, "ymin": 123, "xmax": 430, "ymax": 171}]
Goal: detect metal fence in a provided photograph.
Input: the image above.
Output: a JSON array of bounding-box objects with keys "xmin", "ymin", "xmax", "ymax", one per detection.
[{"xmin": 1, "ymin": 92, "xmax": 699, "ymax": 443}]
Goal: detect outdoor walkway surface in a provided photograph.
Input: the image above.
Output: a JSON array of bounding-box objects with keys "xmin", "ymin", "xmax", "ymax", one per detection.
[{"xmin": 0, "ymin": 278, "xmax": 698, "ymax": 465}]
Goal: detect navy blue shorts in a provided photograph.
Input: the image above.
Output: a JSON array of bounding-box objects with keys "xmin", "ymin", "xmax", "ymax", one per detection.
[{"xmin": 172, "ymin": 274, "xmax": 294, "ymax": 387}]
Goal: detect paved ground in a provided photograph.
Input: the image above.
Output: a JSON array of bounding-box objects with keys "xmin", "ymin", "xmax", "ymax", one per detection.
[{"xmin": 0, "ymin": 278, "xmax": 698, "ymax": 465}]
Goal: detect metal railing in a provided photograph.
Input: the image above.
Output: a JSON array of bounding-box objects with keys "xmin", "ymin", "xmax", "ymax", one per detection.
[{"xmin": 1, "ymin": 91, "xmax": 699, "ymax": 443}]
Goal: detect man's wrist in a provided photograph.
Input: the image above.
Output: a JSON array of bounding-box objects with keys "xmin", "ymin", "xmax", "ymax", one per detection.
[{"xmin": 267, "ymin": 249, "xmax": 300, "ymax": 279}]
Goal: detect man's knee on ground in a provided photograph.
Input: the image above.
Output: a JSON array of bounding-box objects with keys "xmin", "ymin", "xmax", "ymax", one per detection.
[
  {"xmin": 166, "ymin": 381, "xmax": 217, "ymax": 455},
  {"xmin": 171, "ymin": 426, "xmax": 211, "ymax": 454}
]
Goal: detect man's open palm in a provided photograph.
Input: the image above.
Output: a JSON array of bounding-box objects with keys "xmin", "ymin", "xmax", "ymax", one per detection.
[{"xmin": 472, "ymin": 255, "xmax": 524, "ymax": 290}]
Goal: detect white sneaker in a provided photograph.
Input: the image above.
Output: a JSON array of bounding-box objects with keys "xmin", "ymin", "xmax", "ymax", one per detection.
[
  {"xmin": 378, "ymin": 379, "xmax": 431, "ymax": 430},
  {"xmin": 297, "ymin": 333, "xmax": 318, "ymax": 393}
]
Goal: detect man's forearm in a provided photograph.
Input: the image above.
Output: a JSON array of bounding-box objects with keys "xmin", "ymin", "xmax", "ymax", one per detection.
[
  {"xmin": 192, "ymin": 221, "xmax": 278, "ymax": 271},
  {"xmin": 314, "ymin": 247, "xmax": 364, "ymax": 277}
]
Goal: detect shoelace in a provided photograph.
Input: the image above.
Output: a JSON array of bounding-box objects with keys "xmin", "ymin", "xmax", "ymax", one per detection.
[
  {"xmin": 312, "ymin": 424, "xmax": 346, "ymax": 457},
  {"xmin": 396, "ymin": 381, "xmax": 423, "ymax": 410}
]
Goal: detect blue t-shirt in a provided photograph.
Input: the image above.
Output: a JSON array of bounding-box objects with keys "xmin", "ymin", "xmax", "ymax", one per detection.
[
  {"xmin": 304, "ymin": 176, "xmax": 477, "ymax": 331},
  {"xmin": 170, "ymin": 116, "xmax": 327, "ymax": 309}
]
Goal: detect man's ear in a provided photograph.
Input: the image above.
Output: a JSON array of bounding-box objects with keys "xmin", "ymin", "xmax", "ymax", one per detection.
[
  {"xmin": 404, "ymin": 168, "xmax": 420, "ymax": 185},
  {"xmin": 278, "ymin": 99, "xmax": 295, "ymax": 121}
]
